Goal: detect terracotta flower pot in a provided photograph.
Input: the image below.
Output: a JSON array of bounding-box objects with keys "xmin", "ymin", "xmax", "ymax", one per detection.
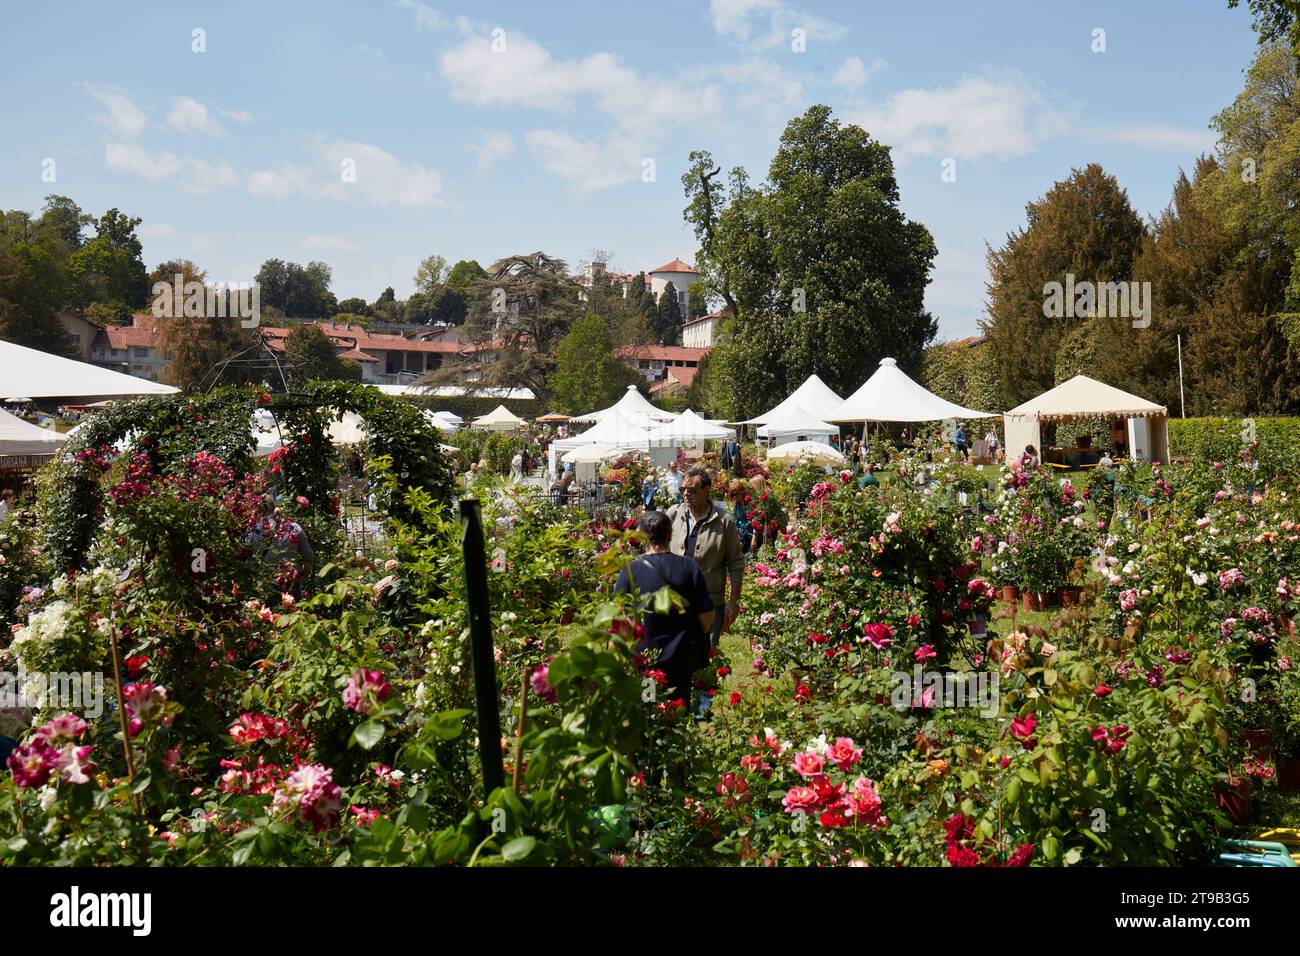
[
  {"xmin": 1058, "ymin": 586, "xmax": 1083, "ymax": 607},
  {"xmin": 1277, "ymin": 756, "xmax": 1300, "ymax": 792},
  {"xmin": 1001, "ymin": 585, "xmax": 1019, "ymax": 606},
  {"xmin": 1022, "ymin": 591, "xmax": 1045, "ymax": 612},
  {"xmin": 1214, "ymin": 779, "xmax": 1253, "ymax": 825}
]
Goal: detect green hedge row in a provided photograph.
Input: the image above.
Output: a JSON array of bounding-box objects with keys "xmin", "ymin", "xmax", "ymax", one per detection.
[{"xmin": 1168, "ymin": 416, "xmax": 1300, "ymax": 459}]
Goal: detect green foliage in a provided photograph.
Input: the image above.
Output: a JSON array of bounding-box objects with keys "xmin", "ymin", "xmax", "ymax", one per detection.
[
  {"xmin": 682, "ymin": 106, "xmax": 937, "ymax": 419},
  {"xmin": 255, "ymin": 259, "xmax": 335, "ymax": 318},
  {"xmin": 547, "ymin": 313, "xmax": 636, "ymax": 415}
]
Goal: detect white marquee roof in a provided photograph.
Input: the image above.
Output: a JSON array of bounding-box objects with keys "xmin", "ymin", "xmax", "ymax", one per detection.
[
  {"xmin": 645, "ymin": 408, "xmax": 734, "ymax": 445},
  {"xmin": 1004, "ymin": 375, "xmax": 1166, "ymax": 421},
  {"xmin": 471, "ymin": 404, "xmax": 528, "ymax": 431},
  {"xmin": 0, "ymin": 339, "xmax": 178, "ymax": 400},
  {"xmin": 0, "ymin": 408, "xmax": 68, "ymax": 456},
  {"xmin": 552, "ymin": 406, "xmax": 654, "ymax": 451},
  {"xmin": 826, "ymin": 358, "xmax": 996, "ymax": 423},
  {"xmin": 738, "ymin": 374, "xmax": 845, "ymax": 425},
  {"xmin": 570, "ymin": 384, "xmax": 676, "ymax": 424}
]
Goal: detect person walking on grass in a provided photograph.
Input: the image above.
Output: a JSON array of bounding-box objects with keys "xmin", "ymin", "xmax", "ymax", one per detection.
[
  {"xmin": 615, "ymin": 510, "xmax": 714, "ymax": 713},
  {"xmin": 668, "ymin": 466, "xmax": 744, "ymax": 719}
]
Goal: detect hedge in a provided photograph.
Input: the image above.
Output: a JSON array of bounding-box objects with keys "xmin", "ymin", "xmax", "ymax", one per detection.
[{"xmin": 1168, "ymin": 416, "xmax": 1300, "ymax": 482}]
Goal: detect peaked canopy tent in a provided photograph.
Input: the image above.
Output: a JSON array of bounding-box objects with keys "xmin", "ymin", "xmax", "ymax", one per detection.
[
  {"xmin": 0, "ymin": 340, "xmax": 179, "ymax": 401},
  {"xmin": 645, "ymin": 408, "xmax": 734, "ymax": 447},
  {"xmin": 471, "ymin": 404, "xmax": 527, "ymax": 432},
  {"xmin": 765, "ymin": 440, "xmax": 846, "ymax": 467},
  {"xmin": 755, "ymin": 404, "xmax": 838, "ymax": 446},
  {"xmin": 826, "ymin": 358, "xmax": 996, "ymax": 423},
  {"xmin": 549, "ymin": 407, "xmax": 658, "ymax": 480},
  {"xmin": 570, "ymin": 385, "xmax": 677, "ymax": 425},
  {"xmin": 738, "ymin": 374, "xmax": 845, "ymax": 426},
  {"xmin": 0, "ymin": 408, "xmax": 68, "ymax": 459},
  {"xmin": 1004, "ymin": 376, "xmax": 1170, "ymax": 464}
]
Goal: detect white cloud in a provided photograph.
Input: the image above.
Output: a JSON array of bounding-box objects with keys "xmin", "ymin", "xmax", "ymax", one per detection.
[
  {"xmin": 709, "ymin": 0, "xmax": 846, "ymax": 52},
  {"xmin": 104, "ymin": 142, "xmax": 237, "ymax": 193},
  {"xmin": 357, "ymin": 44, "xmax": 386, "ymax": 60},
  {"xmin": 439, "ymin": 31, "xmax": 721, "ymax": 127},
  {"xmin": 1094, "ymin": 124, "xmax": 1217, "ymax": 153},
  {"xmin": 440, "ymin": 28, "xmax": 721, "ymax": 191},
  {"xmin": 301, "ymin": 234, "xmax": 360, "ymax": 253},
  {"xmin": 166, "ymin": 96, "xmax": 222, "ymax": 135},
  {"xmin": 247, "ymin": 164, "xmax": 318, "ymax": 201},
  {"xmin": 139, "ymin": 222, "xmax": 177, "ymax": 241},
  {"xmin": 219, "ymin": 107, "xmax": 254, "ymax": 124},
  {"xmin": 832, "ymin": 56, "xmax": 884, "ymax": 91},
  {"xmin": 713, "ymin": 60, "xmax": 804, "ymax": 118},
  {"xmin": 105, "ymin": 141, "xmax": 183, "ymax": 181},
  {"xmin": 524, "ymin": 129, "xmax": 653, "ymax": 193},
  {"xmin": 469, "ymin": 130, "xmax": 515, "ymax": 171},
  {"xmin": 248, "ymin": 141, "xmax": 443, "ymax": 207},
  {"xmin": 397, "ymin": 0, "xmax": 448, "ymax": 31},
  {"xmin": 84, "ymin": 84, "xmax": 147, "ymax": 138},
  {"xmin": 845, "ymin": 72, "xmax": 1070, "ymax": 163}
]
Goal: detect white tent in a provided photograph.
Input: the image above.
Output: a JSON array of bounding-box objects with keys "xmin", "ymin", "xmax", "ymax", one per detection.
[
  {"xmin": 755, "ymin": 404, "xmax": 838, "ymax": 446},
  {"xmin": 826, "ymin": 357, "xmax": 996, "ymax": 423},
  {"xmin": 561, "ymin": 443, "xmax": 625, "ymax": 465},
  {"xmin": 0, "ymin": 339, "xmax": 178, "ymax": 400},
  {"xmin": 765, "ymin": 440, "xmax": 846, "ymax": 467},
  {"xmin": 0, "ymin": 408, "xmax": 68, "ymax": 457},
  {"xmin": 552, "ymin": 407, "xmax": 654, "ymax": 453},
  {"xmin": 251, "ymin": 409, "xmax": 287, "ymax": 457},
  {"xmin": 1003, "ymin": 375, "xmax": 1170, "ymax": 463},
  {"xmin": 571, "ymin": 385, "xmax": 676, "ymax": 425},
  {"xmin": 421, "ymin": 409, "xmax": 463, "ymax": 434},
  {"xmin": 645, "ymin": 408, "xmax": 733, "ymax": 446},
  {"xmin": 739, "ymin": 374, "xmax": 845, "ymax": 425},
  {"xmin": 471, "ymin": 404, "xmax": 527, "ymax": 432}
]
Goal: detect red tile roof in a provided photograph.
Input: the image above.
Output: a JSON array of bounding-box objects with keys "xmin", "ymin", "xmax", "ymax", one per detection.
[
  {"xmin": 338, "ymin": 348, "xmax": 378, "ymax": 362},
  {"xmin": 96, "ymin": 322, "xmax": 160, "ymax": 349},
  {"xmin": 615, "ymin": 344, "xmax": 711, "ymax": 363},
  {"xmin": 648, "ymin": 258, "xmax": 696, "ymax": 275}
]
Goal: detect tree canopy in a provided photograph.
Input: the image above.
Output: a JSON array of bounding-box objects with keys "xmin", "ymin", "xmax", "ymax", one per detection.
[{"xmin": 683, "ymin": 105, "xmax": 938, "ymax": 419}]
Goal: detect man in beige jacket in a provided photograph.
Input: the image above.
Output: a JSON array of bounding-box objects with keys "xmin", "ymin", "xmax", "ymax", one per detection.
[{"xmin": 668, "ymin": 466, "xmax": 744, "ymax": 649}]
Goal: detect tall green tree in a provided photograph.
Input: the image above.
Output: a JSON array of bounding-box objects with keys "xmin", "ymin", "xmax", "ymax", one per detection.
[
  {"xmin": 446, "ymin": 259, "xmax": 488, "ymax": 295},
  {"xmin": 982, "ymin": 163, "xmax": 1145, "ymax": 407},
  {"xmin": 683, "ymin": 105, "xmax": 938, "ymax": 419},
  {"xmin": 654, "ymin": 283, "xmax": 683, "ymax": 344},
  {"xmin": 283, "ymin": 324, "xmax": 362, "ymax": 386},
  {"xmin": 255, "ymin": 259, "xmax": 335, "ymax": 317},
  {"xmin": 547, "ymin": 312, "xmax": 636, "ymax": 414},
  {"xmin": 67, "ymin": 208, "xmax": 150, "ymax": 317}
]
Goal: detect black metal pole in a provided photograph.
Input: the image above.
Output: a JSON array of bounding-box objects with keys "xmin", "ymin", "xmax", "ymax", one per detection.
[{"xmin": 460, "ymin": 498, "xmax": 506, "ymax": 798}]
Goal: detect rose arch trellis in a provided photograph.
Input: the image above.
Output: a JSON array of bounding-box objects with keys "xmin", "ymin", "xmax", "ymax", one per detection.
[{"xmin": 37, "ymin": 381, "xmax": 456, "ymax": 574}]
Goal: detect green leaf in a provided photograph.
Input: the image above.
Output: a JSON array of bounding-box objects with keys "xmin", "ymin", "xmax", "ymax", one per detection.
[
  {"xmin": 352, "ymin": 720, "xmax": 386, "ymax": 750},
  {"xmin": 1005, "ymin": 777, "xmax": 1021, "ymax": 806},
  {"xmin": 501, "ymin": 836, "xmax": 536, "ymax": 863},
  {"xmin": 1041, "ymin": 832, "xmax": 1059, "ymax": 860}
]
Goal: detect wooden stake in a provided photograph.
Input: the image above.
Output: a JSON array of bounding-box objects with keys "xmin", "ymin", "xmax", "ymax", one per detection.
[
  {"xmin": 107, "ymin": 621, "xmax": 143, "ymax": 819},
  {"xmin": 512, "ymin": 666, "xmax": 531, "ymax": 795}
]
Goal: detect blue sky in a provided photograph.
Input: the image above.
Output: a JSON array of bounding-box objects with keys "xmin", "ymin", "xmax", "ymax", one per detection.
[{"xmin": 0, "ymin": 0, "xmax": 1261, "ymax": 338}]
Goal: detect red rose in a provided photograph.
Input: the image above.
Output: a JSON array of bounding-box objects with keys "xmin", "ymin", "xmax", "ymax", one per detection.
[
  {"xmin": 729, "ymin": 691, "xmax": 743, "ymax": 706},
  {"xmin": 1095, "ymin": 684, "xmax": 1112, "ymax": 696}
]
